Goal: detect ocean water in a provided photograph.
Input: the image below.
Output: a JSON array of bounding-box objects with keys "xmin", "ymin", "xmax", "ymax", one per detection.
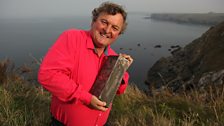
[{"xmin": 0, "ymin": 13, "xmax": 210, "ymax": 90}]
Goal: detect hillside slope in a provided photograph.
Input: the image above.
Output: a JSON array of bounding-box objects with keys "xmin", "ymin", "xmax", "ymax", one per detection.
[
  {"xmin": 150, "ymin": 13, "xmax": 224, "ymax": 25},
  {"xmin": 145, "ymin": 21, "xmax": 224, "ymax": 91}
]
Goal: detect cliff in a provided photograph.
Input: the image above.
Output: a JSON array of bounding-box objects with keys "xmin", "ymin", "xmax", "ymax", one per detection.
[
  {"xmin": 145, "ymin": 21, "xmax": 224, "ymax": 92},
  {"xmin": 150, "ymin": 13, "xmax": 224, "ymax": 25}
]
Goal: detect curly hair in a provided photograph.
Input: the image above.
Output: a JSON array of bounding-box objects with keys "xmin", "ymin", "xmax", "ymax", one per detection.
[{"xmin": 92, "ymin": 2, "xmax": 127, "ymax": 34}]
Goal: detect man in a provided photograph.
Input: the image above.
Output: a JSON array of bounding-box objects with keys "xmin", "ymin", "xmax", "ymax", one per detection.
[{"xmin": 38, "ymin": 2, "xmax": 133, "ymax": 126}]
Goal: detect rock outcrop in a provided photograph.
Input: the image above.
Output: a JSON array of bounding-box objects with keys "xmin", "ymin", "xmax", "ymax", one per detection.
[
  {"xmin": 150, "ymin": 13, "xmax": 224, "ymax": 26},
  {"xmin": 145, "ymin": 21, "xmax": 224, "ymax": 92}
]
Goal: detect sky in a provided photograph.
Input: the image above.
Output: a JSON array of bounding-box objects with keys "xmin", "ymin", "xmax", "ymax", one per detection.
[{"xmin": 0, "ymin": 0, "xmax": 224, "ymax": 18}]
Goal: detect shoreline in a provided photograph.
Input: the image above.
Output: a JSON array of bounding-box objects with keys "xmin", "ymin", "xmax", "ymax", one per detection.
[{"xmin": 147, "ymin": 12, "xmax": 224, "ymax": 26}]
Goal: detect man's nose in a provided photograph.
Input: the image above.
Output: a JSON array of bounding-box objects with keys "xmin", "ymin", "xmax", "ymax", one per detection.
[{"xmin": 104, "ymin": 25, "xmax": 112, "ymax": 33}]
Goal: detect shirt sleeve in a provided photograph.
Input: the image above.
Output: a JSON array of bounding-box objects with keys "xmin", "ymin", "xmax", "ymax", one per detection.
[
  {"xmin": 116, "ymin": 72, "xmax": 129, "ymax": 94},
  {"xmin": 38, "ymin": 30, "xmax": 92, "ymax": 105}
]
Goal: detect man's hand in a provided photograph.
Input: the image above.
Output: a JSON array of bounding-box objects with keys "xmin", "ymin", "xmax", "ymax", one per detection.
[
  {"xmin": 120, "ymin": 54, "xmax": 133, "ymax": 66},
  {"xmin": 89, "ymin": 95, "xmax": 108, "ymax": 111}
]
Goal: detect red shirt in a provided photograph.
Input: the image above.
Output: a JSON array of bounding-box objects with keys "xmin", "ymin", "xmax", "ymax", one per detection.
[{"xmin": 38, "ymin": 29, "xmax": 129, "ymax": 126}]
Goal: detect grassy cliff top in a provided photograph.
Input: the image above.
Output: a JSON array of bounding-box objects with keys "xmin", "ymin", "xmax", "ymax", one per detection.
[{"xmin": 150, "ymin": 12, "xmax": 224, "ymax": 25}]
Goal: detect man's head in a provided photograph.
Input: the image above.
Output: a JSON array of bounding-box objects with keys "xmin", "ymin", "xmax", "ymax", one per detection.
[
  {"xmin": 90, "ymin": 2, "xmax": 127, "ymax": 49},
  {"xmin": 92, "ymin": 2, "xmax": 127, "ymax": 34}
]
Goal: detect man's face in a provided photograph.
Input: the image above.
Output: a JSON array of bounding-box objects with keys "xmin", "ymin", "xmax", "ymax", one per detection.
[{"xmin": 90, "ymin": 12, "xmax": 124, "ymax": 48}]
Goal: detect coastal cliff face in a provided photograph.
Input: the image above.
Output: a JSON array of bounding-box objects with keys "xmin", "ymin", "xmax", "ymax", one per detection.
[
  {"xmin": 145, "ymin": 21, "xmax": 224, "ymax": 92},
  {"xmin": 150, "ymin": 13, "xmax": 224, "ymax": 25}
]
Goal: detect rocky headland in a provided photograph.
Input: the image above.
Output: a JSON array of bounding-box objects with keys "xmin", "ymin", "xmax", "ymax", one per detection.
[
  {"xmin": 145, "ymin": 21, "xmax": 224, "ymax": 92},
  {"xmin": 149, "ymin": 13, "xmax": 224, "ymax": 25}
]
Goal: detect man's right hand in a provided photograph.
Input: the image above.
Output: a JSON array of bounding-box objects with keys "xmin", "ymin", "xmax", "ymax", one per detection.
[{"xmin": 89, "ymin": 95, "xmax": 108, "ymax": 112}]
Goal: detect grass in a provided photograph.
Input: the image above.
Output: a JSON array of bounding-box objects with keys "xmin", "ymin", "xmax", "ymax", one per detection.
[
  {"xmin": 0, "ymin": 79, "xmax": 51, "ymax": 126},
  {"xmin": 107, "ymin": 84, "xmax": 224, "ymax": 126},
  {"xmin": 0, "ymin": 59, "xmax": 51, "ymax": 126},
  {"xmin": 0, "ymin": 59, "xmax": 224, "ymax": 126}
]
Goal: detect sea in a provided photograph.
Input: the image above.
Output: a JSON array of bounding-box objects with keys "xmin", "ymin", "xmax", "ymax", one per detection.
[{"xmin": 0, "ymin": 13, "xmax": 210, "ymax": 90}]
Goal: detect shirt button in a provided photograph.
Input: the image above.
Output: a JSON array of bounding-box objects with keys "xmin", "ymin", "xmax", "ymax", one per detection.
[
  {"xmin": 99, "ymin": 113, "xmax": 102, "ymax": 116},
  {"xmin": 96, "ymin": 125, "xmax": 98, "ymax": 126}
]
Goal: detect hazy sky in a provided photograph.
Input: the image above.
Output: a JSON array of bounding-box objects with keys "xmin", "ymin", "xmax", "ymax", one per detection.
[{"xmin": 1, "ymin": 0, "xmax": 224, "ymax": 18}]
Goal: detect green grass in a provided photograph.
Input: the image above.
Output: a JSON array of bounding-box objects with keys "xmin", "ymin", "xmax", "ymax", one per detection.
[
  {"xmin": 0, "ymin": 59, "xmax": 51, "ymax": 126},
  {"xmin": 0, "ymin": 78, "xmax": 51, "ymax": 126},
  {"xmin": 107, "ymin": 85, "xmax": 224, "ymax": 126},
  {"xmin": 1, "ymin": 59, "xmax": 224, "ymax": 126}
]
